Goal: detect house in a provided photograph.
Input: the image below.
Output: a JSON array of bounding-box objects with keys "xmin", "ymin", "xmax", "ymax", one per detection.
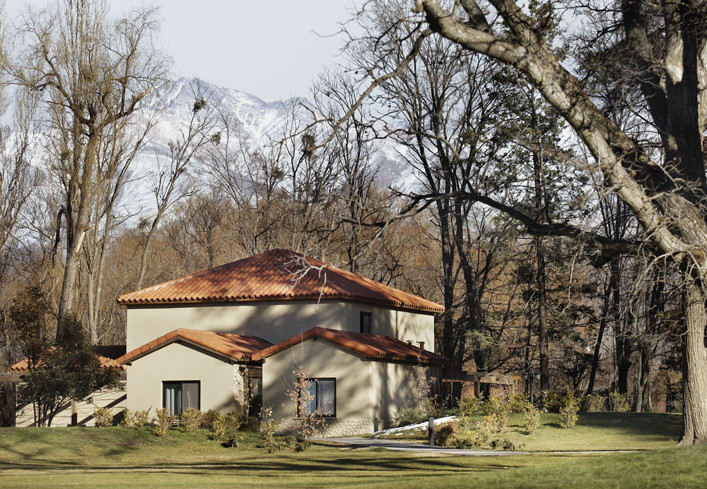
[
  {"xmin": 116, "ymin": 248, "xmax": 448, "ymax": 436},
  {"xmin": 7, "ymin": 345, "xmax": 127, "ymax": 427}
]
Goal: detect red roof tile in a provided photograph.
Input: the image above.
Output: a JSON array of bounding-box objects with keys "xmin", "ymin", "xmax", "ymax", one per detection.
[
  {"xmin": 117, "ymin": 249, "xmax": 443, "ymax": 313},
  {"xmin": 253, "ymin": 327, "xmax": 451, "ymax": 366},
  {"xmin": 8, "ymin": 349, "xmax": 123, "ymax": 373},
  {"xmin": 116, "ymin": 329, "xmax": 273, "ymax": 365}
]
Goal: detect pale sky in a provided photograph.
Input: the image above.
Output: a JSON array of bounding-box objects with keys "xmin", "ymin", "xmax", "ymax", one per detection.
[{"xmin": 5, "ymin": 0, "xmax": 357, "ymax": 101}]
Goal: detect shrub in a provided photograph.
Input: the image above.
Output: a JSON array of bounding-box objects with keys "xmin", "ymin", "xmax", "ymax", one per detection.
[
  {"xmin": 508, "ymin": 393, "xmax": 531, "ymax": 414},
  {"xmin": 457, "ymin": 394, "xmax": 483, "ymax": 416},
  {"xmin": 559, "ymin": 394, "xmax": 580, "ymax": 429},
  {"xmin": 211, "ymin": 413, "xmax": 242, "ymax": 447},
  {"xmin": 153, "ymin": 407, "xmax": 176, "ymax": 437},
  {"xmin": 394, "ymin": 407, "xmax": 429, "ymax": 427},
  {"xmin": 491, "ymin": 438, "xmax": 521, "ymax": 451},
  {"xmin": 180, "ymin": 407, "xmax": 202, "ymax": 432},
  {"xmin": 434, "ymin": 422, "xmax": 455, "ymax": 446},
  {"xmin": 201, "ymin": 409, "xmax": 220, "ymax": 430},
  {"xmin": 132, "ymin": 409, "xmax": 150, "ymax": 430},
  {"xmin": 523, "ymin": 405, "xmax": 541, "ymax": 434},
  {"xmin": 545, "ymin": 391, "xmax": 564, "ymax": 413},
  {"xmin": 609, "ymin": 392, "xmax": 630, "ymax": 412},
  {"xmin": 119, "ymin": 408, "xmax": 133, "ymax": 428},
  {"xmin": 240, "ymin": 415, "xmax": 261, "ymax": 432},
  {"xmin": 583, "ymin": 393, "xmax": 606, "ymax": 412},
  {"xmin": 93, "ymin": 407, "xmax": 113, "ymax": 427},
  {"xmin": 120, "ymin": 408, "xmax": 150, "ymax": 430}
]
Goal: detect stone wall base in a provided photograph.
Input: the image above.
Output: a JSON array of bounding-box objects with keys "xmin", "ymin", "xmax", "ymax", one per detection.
[{"xmin": 277, "ymin": 417, "xmax": 374, "ymax": 437}]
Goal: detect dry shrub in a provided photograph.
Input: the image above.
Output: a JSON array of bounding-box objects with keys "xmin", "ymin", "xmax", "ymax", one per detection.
[
  {"xmin": 153, "ymin": 407, "xmax": 176, "ymax": 437},
  {"xmin": 559, "ymin": 394, "xmax": 580, "ymax": 429},
  {"xmin": 93, "ymin": 407, "xmax": 113, "ymax": 427},
  {"xmin": 523, "ymin": 406, "xmax": 541, "ymax": 435}
]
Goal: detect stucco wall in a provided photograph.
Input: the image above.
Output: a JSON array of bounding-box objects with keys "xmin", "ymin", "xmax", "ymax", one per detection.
[
  {"xmin": 262, "ymin": 338, "xmax": 371, "ymax": 424},
  {"xmin": 16, "ymin": 382, "xmax": 126, "ymax": 427},
  {"xmin": 125, "ymin": 342, "xmax": 244, "ymax": 414},
  {"xmin": 126, "ymin": 300, "xmax": 436, "ymax": 353},
  {"xmin": 369, "ymin": 362, "xmax": 442, "ymax": 429},
  {"xmin": 262, "ymin": 337, "xmax": 440, "ymax": 436}
]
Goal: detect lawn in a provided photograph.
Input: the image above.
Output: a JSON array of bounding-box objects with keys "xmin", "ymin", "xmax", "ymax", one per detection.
[
  {"xmin": 0, "ymin": 414, "xmax": 701, "ymax": 489},
  {"xmin": 380, "ymin": 412, "xmax": 683, "ymax": 451}
]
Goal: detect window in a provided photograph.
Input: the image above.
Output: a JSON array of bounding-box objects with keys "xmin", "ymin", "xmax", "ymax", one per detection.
[
  {"xmin": 301, "ymin": 378, "xmax": 336, "ymax": 417},
  {"xmin": 360, "ymin": 312, "xmax": 372, "ymax": 334},
  {"xmin": 163, "ymin": 381, "xmax": 200, "ymax": 415}
]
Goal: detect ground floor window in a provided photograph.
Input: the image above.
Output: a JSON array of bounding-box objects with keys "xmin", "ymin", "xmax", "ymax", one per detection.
[
  {"xmin": 303, "ymin": 378, "xmax": 336, "ymax": 417},
  {"xmin": 163, "ymin": 381, "xmax": 200, "ymax": 415}
]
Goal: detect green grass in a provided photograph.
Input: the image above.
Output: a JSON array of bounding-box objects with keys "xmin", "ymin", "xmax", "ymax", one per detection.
[
  {"xmin": 0, "ymin": 415, "xmax": 699, "ymax": 489},
  {"xmin": 382, "ymin": 413, "xmax": 682, "ymax": 451}
]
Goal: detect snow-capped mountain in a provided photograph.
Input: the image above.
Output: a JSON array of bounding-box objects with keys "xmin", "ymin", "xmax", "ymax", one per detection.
[{"xmin": 122, "ymin": 77, "xmax": 417, "ymax": 216}]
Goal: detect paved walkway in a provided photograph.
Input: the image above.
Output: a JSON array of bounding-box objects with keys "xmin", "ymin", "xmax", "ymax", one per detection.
[{"xmin": 317, "ymin": 437, "xmax": 528, "ymax": 456}]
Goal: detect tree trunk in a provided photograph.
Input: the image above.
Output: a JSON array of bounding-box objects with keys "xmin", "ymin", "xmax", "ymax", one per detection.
[
  {"xmin": 635, "ymin": 347, "xmax": 651, "ymax": 413},
  {"xmin": 680, "ymin": 279, "xmax": 707, "ymax": 445},
  {"xmin": 535, "ymin": 236, "xmax": 550, "ymax": 398},
  {"xmin": 586, "ymin": 287, "xmax": 610, "ymax": 395}
]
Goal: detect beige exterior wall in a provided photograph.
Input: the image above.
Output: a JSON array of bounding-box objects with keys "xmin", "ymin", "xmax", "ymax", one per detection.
[
  {"xmin": 262, "ymin": 337, "xmax": 440, "ymax": 436},
  {"xmin": 125, "ymin": 342, "xmax": 244, "ymax": 414},
  {"xmin": 16, "ymin": 382, "xmax": 126, "ymax": 427},
  {"xmin": 126, "ymin": 300, "xmax": 436, "ymax": 352}
]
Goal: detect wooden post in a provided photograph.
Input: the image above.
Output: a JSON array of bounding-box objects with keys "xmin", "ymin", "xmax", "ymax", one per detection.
[{"xmin": 428, "ymin": 416, "xmax": 435, "ymax": 447}]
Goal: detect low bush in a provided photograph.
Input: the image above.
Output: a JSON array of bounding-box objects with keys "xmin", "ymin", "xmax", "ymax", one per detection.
[
  {"xmin": 523, "ymin": 405, "xmax": 541, "ymax": 435},
  {"xmin": 545, "ymin": 391, "xmax": 564, "ymax": 413},
  {"xmin": 457, "ymin": 395, "xmax": 483, "ymax": 416},
  {"xmin": 120, "ymin": 408, "xmax": 151, "ymax": 430},
  {"xmin": 153, "ymin": 408, "xmax": 177, "ymax": 437},
  {"xmin": 211, "ymin": 413, "xmax": 242, "ymax": 447},
  {"xmin": 180, "ymin": 407, "xmax": 202, "ymax": 432},
  {"xmin": 434, "ymin": 422, "xmax": 455, "ymax": 446},
  {"xmin": 393, "ymin": 407, "xmax": 429, "ymax": 427},
  {"xmin": 508, "ymin": 393, "xmax": 531, "ymax": 414},
  {"xmin": 609, "ymin": 392, "xmax": 630, "ymax": 412},
  {"xmin": 258, "ymin": 419, "xmax": 284, "ymax": 453},
  {"xmin": 200, "ymin": 409, "xmax": 220, "ymax": 430},
  {"xmin": 132, "ymin": 409, "xmax": 150, "ymax": 430},
  {"xmin": 583, "ymin": 393, "xmax": 606, "ymax": 412},
  {"xmin": 240, "ymin": 415, "xmax": 261, "ymax": 432},
  {"xmin": 93, "ymin": 407, "xmax": 113, "ymax": 428},
  {"xmin": 559, "ymin": 394, "xmax": 580, "ymax": 429}
]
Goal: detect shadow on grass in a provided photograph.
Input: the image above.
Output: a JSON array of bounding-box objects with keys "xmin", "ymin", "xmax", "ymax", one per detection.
[{"xmin": 0, "ymin": 453, "xmax": 520, "ymax": 476}]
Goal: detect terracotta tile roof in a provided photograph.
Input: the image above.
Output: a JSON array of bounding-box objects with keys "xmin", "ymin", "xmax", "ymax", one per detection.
[
  {"xmin": 8, "ymin": 348, "xmax": 124, "ymax": 373},
  {"xmin": 117, "ymin": 249, "xmax": 443, "ymax": 314},
  {"xmin": 116, "ymin": 329, "xmax": 273, "ymax": 365},
  {"xmin": 253, "ymin": 327, "xmax": 452, "ymax": 366}
]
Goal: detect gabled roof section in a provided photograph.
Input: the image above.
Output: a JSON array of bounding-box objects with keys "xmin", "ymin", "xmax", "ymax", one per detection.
[
  {"xmin": 254, "ymin": 327, "xmax": 451, "ymax": 366},
  {"xmin": 8, "ymin": 348, "xmax": 124, "ymax": 373},
  {"xmin": 116, "ymin": 329, "xmax": 273, "ymax": 365},
  {"xmin": 117, "ymin": 249, "xmax": 443, "ymax": 314}
]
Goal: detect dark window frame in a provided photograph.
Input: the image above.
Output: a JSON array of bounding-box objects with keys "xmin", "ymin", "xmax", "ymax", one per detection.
[
  {"xmin": 162, "ymin": 380, "xmax": 201, "ymax": 415},
  {"xmin": 360, "ymin": 311, "xmax": 372, "ymax": 334},
  {"xmin": 300, "ymin": 377, "xmax": 336, "ymax": 418}
]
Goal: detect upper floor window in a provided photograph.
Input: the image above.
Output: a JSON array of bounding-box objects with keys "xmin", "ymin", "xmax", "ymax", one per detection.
[{"xmin": 360, "ymin": 312, "xmax": 372, "ymax": 334}]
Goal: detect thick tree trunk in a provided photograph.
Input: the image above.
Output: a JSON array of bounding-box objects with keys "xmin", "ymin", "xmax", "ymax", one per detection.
[
  {"xmin": 680, "ymin": 280, "xmax": 707, "ymax": 445},
  {"xmin": 635, "ymin": 347, "xmax": 651, "ymax": 413}
]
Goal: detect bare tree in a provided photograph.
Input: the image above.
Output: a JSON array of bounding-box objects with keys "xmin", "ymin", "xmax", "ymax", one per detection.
[
  {"xmin": 416, "ymin": 0, "xmax": 707, "ymax": 443},
  {"xmin": 136, "ymin": 83, "xmax": 215, "ymax": 288},
  {"xmin": 8, "ymin": 0, "xmax": 168, "ymax": 339}
]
